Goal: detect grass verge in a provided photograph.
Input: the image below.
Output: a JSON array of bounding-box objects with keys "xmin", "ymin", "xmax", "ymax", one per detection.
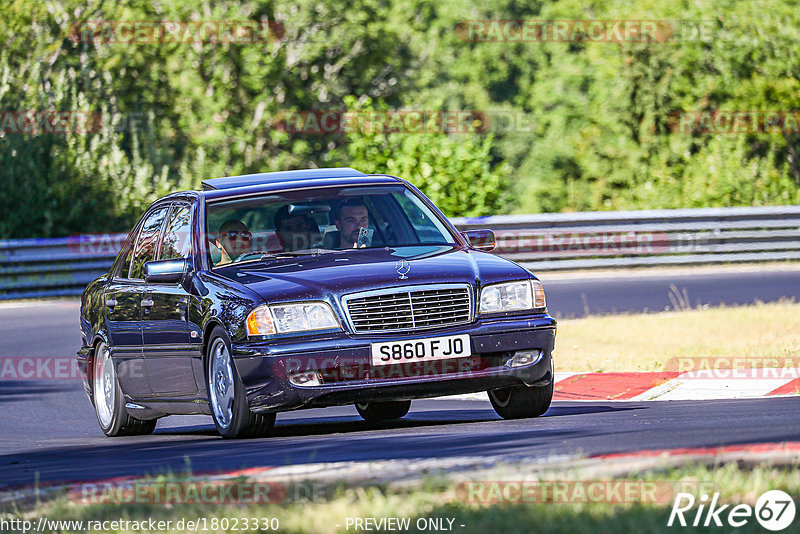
[
  {"xmin": 2, "ymin": 462, "xmax": 799, "ymax": 533},
  {"xmin": 555, "ymin": 300, "xmax": 800, "ymax": 372}
]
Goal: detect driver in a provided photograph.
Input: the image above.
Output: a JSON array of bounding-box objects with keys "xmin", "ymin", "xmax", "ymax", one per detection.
[
  {"xmin": 335, "ymin": 198, "xmax": 370, "ymax": 248},
  {"xmin": 274, "ymin": 206, "xmax": 314, "ymax": 251},
  {"xmin": 215, "ymin": 219, "xmax": 251, "ymax": 265}
]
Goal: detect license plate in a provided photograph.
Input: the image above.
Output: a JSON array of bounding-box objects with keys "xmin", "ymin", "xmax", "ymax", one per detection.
[{"xmin": 370, "ymin": 334, "xmax": 471, "ymax": 366}]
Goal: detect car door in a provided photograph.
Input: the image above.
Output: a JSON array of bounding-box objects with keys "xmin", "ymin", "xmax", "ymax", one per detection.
[
  {"xmin": 142, "ymin": 203, "xmax": 199, "ymax": 396},
  {"xmin": 105, "ymin": 207, "xmax": 168, "ymax": 398},
  {"xmin": 104, "ymin": 272, "xmax": 148, "ymax": 396}
]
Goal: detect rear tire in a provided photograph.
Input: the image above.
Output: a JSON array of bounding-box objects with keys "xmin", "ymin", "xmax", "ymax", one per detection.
[
  {"xmin": 206, "ymin": 326, "xmax": 275, "ymax": 438},
  {"xmin": 489, "ymin": 380, "xmax": 553, "ymax": 419},
  {"xmin": 92, "ymin": 342, "xmax": 157, "ymax": 437},
  {"xmin": 355, "ymin": 400, "xmax": 411, "ymax": 422}
]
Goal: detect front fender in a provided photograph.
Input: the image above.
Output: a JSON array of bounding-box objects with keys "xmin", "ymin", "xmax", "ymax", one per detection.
[{"xmin": 193, "ymin": 271, "xmax": 264, "ymax": 345}]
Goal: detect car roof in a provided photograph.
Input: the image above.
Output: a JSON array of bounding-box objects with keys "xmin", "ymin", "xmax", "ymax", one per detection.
[
  {"xmin": 201, "ymin": 167, "xmax": 369, "ymax": 191},
  {"xmin": 200, "ymin": 170, "xmax": 404, "ymax": 201}
]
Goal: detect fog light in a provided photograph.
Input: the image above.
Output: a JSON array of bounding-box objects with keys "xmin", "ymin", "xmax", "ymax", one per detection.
[
  {"xmin": 508, "ymin": 350, "xmax": 543, "ymax": 367},
  {"xmin": 288, "ymin": 371, "xmax": 322, "ymax": 387}
]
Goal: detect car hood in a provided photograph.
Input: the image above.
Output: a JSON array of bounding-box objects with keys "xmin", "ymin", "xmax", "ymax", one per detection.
[{"xmin": 213, "ymin": 245, "xmax": 531, "ymax": 303}]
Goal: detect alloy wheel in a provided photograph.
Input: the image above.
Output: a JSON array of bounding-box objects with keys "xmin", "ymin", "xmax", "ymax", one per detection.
[{"xmin": 209, "ymin": 338, "xmax": 235, "ymax": 428}]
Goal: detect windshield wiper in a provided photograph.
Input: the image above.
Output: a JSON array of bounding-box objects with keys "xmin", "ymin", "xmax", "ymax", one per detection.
[{"xmin": 259, "ymin": 248, "xmax": 333, "ymax": 260}]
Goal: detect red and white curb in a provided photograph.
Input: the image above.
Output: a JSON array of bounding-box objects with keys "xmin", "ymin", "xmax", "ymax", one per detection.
[
  {"xmin": 444, "ymin": 370, "xmax": 800, "ymax": 401},
  {"xmin": 593, "ymin": 441, "xmax": 800, "ymax": 460}
]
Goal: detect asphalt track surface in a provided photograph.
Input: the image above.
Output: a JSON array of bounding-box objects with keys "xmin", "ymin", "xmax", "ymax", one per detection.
[
  {"xmin": 1, "ymin": 267, "xmax": 799, "ymax": 489},
  {"xmin": 540, "ymin": 266, "xmax": 800, "ymax": 317}
]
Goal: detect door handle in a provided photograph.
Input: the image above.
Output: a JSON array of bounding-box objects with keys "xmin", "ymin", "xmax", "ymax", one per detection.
[
  {"xmin": 140, "ymin": 299, "xmax": 154, "ymax": 307},
  {"xmin": 105, "ymin": 298, "xmax": 118, "ymax": 308}
]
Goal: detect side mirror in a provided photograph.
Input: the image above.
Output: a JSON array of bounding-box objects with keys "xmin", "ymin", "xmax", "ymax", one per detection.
[
  {"xmin": 144, "ymin": 258, "xmax": 188, "ymax": 284},
  {"xmin": 461, "ymin": 229, "xmax": 496, "ymax": 252}
]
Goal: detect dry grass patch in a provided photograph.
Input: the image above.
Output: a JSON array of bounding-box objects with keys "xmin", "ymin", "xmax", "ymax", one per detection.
[{"xmin": 554, "ymin": 301, "xmax": 800, "ymax": 372}]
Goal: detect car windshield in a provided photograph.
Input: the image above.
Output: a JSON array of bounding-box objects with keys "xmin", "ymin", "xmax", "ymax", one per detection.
[{"xmin": 206, "ymin": 184, "xmax": 457, "ymax": 267}]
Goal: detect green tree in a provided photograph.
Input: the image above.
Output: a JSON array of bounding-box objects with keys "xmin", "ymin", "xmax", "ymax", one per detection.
[{"xmin": 336, "ymin": 98, "xmax": 509, "ymax": 217}]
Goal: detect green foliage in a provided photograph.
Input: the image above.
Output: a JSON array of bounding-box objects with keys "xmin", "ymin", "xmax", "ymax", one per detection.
[
  {"xmin": 336, "ymin": 97, "xmax": 509, "ymax": 217},
  {"xmin": 504, "ymin": 0, "xmax": 800, "ymax": 212},
  {"xmin": 1, "ymin": 0, "xmax": 799, "ymax": 237}
]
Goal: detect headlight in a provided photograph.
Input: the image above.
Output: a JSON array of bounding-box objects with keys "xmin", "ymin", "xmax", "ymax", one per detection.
[
  {"xmin": 479, "ymin": 280, "xmax": 546, "ymax": 314},
  {"xmin": 246, "ymin": 302, "xmax": 340, "ymax": 336}
]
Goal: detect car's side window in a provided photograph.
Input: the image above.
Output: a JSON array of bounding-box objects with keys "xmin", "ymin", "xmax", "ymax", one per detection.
[
  {"xmin": 129, "ymin": 207, "xmax": 169, "ymax": 280},
  {"xmin": 393, "ymin": 191, "xmax": 454, "ymax": 243},
  {"xmin": 115, "ymin": 229, "xmax": 140, "ymax": 279},
  {"xmin": 159, "ymin": 204, "xmax": 192, "ymax": 260}
]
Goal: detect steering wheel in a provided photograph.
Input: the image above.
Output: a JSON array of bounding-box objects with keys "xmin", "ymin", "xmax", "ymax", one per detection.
[
  {"xmin": 234, "ymin": 250, "xmax": 276, "ymax": 262},
  {"xmin": 380, "ymin": 223, "xmax": 397, "ymax": 245}
]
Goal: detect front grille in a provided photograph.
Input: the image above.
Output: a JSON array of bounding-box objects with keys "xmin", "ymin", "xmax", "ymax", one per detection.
[{"xmin": 343, "ymin": 285, "xmax": 472, "ymax": 333}]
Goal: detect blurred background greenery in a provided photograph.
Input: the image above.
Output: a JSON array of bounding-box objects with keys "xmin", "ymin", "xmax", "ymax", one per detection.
[{"xmin": 1, "ymin": 0, "xmax": 799, "ymax": 238}]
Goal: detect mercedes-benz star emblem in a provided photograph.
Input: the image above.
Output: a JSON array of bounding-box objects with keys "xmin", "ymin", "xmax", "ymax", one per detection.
[{"xmin": 395, "ymin": 259, "xmax": 411, "ymax": 279}]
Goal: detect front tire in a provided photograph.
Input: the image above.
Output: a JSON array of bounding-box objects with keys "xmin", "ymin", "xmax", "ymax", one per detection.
[
  {"xmin": 489, "ymin": 380, "xmax": 553, "ymax": 419},
  {"xmin": 92, "ymin": 342, "xmax": 156, "ymax": 437},
  {"xmin": 355, "ymin": 400, "xmax": 411, "ymax": 422},
  {"xmin": 206, "ymin": 326, "xmax": 275, "ymax": 438}
]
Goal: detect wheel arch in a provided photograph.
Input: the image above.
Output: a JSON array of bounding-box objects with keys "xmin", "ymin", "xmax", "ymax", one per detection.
[
  {"xmin": 87, "ymin": 332, "xmax": 111, "ymax": 398},
  {"xmin": 201, "ymin": 319, "xmax": 230, "ymax": 369}
]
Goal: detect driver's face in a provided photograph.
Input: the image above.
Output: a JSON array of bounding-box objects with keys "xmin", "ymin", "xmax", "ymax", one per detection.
[
  {"xmin": 336, "ymin": 206, "xmax": 369, "ymax": 247},
  {"xmin": 217, "ymin": 223, "xmax": 251, "ymax": 258},
  {"xmin": 277, "ymin": 215, "xmax": 311, "ymax": 251}
]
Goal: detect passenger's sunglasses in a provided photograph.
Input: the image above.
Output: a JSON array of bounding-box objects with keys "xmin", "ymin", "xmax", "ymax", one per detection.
[{"xmin": 224, "ymin": 231, "xmax": 252, "ymax": 240}]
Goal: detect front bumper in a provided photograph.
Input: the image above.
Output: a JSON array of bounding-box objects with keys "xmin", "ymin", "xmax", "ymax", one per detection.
[{"xmin": 232, "ymin": 314, "xmax": 556, "ymax": 413}]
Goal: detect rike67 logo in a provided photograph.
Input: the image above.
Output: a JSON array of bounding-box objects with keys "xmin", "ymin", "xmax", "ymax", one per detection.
[{"xmin": 668, "ymin": 490, "xmax": 796, "ymax": 531}]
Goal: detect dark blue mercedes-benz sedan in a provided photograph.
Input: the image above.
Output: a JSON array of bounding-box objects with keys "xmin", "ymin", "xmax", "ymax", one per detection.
[{"xmin": 77, "ymin": 168, "xmax": 556, "ymax": 438}]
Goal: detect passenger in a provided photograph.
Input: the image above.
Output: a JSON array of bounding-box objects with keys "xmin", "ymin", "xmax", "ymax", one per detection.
[
  {"xmin": 274, "ymin": 206, "xmax": 314, "ymax": 251},
  {"xmin": 215, "ymin": 220, "xmax": 251, "ymax": 264}
]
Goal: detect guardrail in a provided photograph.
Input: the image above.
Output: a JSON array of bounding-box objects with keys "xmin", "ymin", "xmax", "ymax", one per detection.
[
  {"xmin": 1, "ymin": 205, "xmax": 799, "ymax": 299},
  {"xmin": 451, "ymin": 205, "xmax": 800, "ymax": 271},
  {"xmin": 0, "ymin": 234, "xmax": 126, "ymax": 300}
]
